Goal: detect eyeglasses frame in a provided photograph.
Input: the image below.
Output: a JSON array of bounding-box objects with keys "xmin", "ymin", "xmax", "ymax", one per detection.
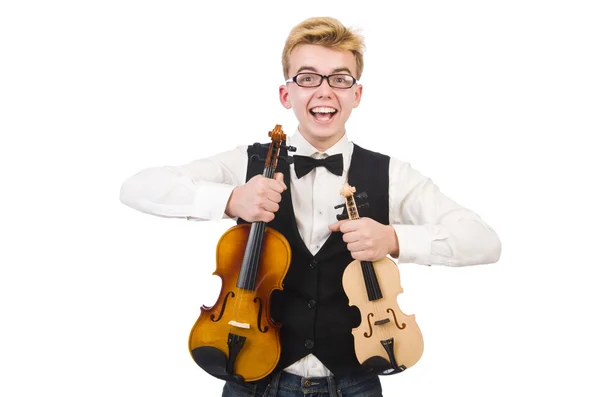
[{"xmin": 285, "ymin": 72, "xmax": 360, "ymax": 89}]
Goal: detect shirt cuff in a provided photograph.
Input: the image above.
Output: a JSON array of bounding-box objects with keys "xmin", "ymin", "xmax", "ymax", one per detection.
[
  {"xmin": 189, "ymin": 182, "xmax": 236, "ymax": 221},
  {"xmin": 392, "ymin": 224, "xmax": 432, "ymax": 264}
]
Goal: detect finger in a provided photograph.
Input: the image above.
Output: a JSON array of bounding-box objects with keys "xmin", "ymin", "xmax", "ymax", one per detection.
[
  {"xmin": 266, "ymin": 189, "xmax": 282, "ymax": 203},
  {"xmin": 346, "ymin": 241, "xmax": 366, "ymax": 252},
  {"xmin": 259, "ymin": 210, "xmax": 276, "ymax": 223},
  {"xmin": 351, "ymin": 250, "xmax": 378, "ymax": 261},
  {"xmin": 328, "ymin": 221, "xmax": 341, "ymax": 232},
  {"xmin": 339, "ymin": 219, "xmax": 359, "ymax": 233},
  {"xmin": 262, "ymin": 179, "xmax": 284, "ymax": 194},
  {"xmin": 261, "ymin": 200, "xmax": 279, "ymax": 213},
  {"xmin": 249, "ymin": 174, "xmax": 264, "ymax": 183},
  {"xmin": 245, "ymin": 208, "xmax": 273, "ymax": 223},
  {"xmin": 274, "ymin": 172, "xmax": 287, "ymax": 190},
  {"xmin": 329, "ymin": 219, "xmax": 350, "ymax": 232},
  {"xmin": 350, "ymin": 250, "xmax": 368, "ymax": 261},
  {"xmin": 342, "ymin": 231, "xmax": 360, "ymax": 243}
]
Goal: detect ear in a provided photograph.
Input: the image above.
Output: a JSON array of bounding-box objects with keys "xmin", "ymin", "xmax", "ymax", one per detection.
[
  {"xmin": 279, "ymin": 85, "xmax": 292, "ymax": 109},
  {"xmin": 353, "ymin": 84, "xmax": 363, "ymax": 108}
]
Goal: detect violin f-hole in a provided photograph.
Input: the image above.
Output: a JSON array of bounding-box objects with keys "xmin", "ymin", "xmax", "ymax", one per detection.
[
  {"xmin": 363, "ymin": 312, "xmax": 374, "ymax": 338},
  {"xmin": 253, "ymin": 297, "xmax": 269, "ymax": 333},
  {"xmin": 387, "ymin": 308, "xmax": 406, "ymax": 330},
  {"xmin": 210, "ymin": 291, "xmax": 235, "ymax": 322}
]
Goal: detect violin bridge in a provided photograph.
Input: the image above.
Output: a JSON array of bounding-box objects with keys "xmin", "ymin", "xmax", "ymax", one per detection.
[
  {"xmin": 228, "ymin": 320, "xmax": 250, "ymax": 329},
  {"xmin": 374, "ymin": 318, "xmax": 390, "ymax": 326}
]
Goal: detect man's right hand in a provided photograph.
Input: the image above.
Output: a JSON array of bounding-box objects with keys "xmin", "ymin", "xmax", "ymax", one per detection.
[{"xmin": 225, "ymin": 173, "xmax": 286, "ymax": 222}]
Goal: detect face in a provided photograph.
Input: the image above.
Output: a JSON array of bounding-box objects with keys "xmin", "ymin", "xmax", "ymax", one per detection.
[{"xmin": 279, "ymin": 44, "xmax": 363, "ymax": 151}]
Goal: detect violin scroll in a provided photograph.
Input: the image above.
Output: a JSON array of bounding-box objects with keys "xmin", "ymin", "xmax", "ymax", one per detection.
[{"xmin": 250, "ymin": 125, "xmax": 296, "ymax": 165}]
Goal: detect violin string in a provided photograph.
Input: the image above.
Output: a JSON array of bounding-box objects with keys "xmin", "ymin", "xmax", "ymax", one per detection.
[
  {"xmin": 231, "ymin": 223, "xmax": 252, "ymax": 329},
  {"xmin": 351, "ymin": 191, "xmax": 389, "ymax": 363},
  {"xmin": 366, "ymin": 260, "xmax": 386, "ymax": 352},
  {"xmin": 350, "ymin": 197, "xmax": 381, "ymax": 358},
  {"xmin": 235, "ymin": 144, "xmax": 278, "ymax": 332},
  {"xmin": 372, "ymin": 262, "xmax": 386, "ymax": 344},
  {"xmin": 350, "ymin": 196, "xmax": 381, "ymax": 359},
  {"xmin": 373, "ymin": 261, "xmax": 388, "ymax": 354},
  {"xmin": 247, "ymin": 151, "xmax": 276, "ymax": 330},
  {"xmin": 241, "ymin": 222, "xmax": 260, "ymax": 320},
  {"xmin": 230, "ymin": 144, "xmax": 277, "ymax": 332}
]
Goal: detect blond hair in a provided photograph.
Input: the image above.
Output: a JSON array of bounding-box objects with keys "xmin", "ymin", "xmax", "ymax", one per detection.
[{"xmin": 282, "ymin": 17, "xmax": 365, "ymax": 80}]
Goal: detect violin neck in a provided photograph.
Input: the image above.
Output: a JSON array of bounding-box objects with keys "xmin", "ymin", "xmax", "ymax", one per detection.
[
  {"xmin": 361, "ymin": 261, "xmax": 384, "ymax": 301},
  {"xmin": 237, "ymin": 222, "xmax": 266, "ymax": 291},
  {"xmin": 344, "ymin": 192, "xmax": 383, "ymax": 301},
  {"xmin": 235, "ymin": 126, "xmax": 286, "ymax": 291}
]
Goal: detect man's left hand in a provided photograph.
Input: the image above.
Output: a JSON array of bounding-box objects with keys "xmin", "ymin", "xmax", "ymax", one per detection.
[{"xmin": 329, "ymin": 217, "xmax": 399, "ymax": 261}]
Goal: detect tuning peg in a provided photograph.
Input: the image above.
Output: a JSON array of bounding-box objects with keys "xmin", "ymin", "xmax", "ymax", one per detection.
[
  {"xmin": 250, "ymin": 154, "xmax": 266, "ymax": 163},
  {"xmin": 336, "ymin": 213, "xmax": 349, "ymax": 221},
  {"xmin": 283, "ymin": 145, "xmax": 297, "ymax": 152},
  {"xmin": 333, "ymin": 203, "xmax": 345, "ymax": 209},
  {"xmin": 252, "ymin": 142, "xmax": 271, "ymax": 150}
]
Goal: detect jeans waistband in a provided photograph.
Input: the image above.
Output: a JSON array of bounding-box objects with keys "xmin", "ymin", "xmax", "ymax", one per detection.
[{"xmin": 262, "ymin": 369, "xmax": 378, "ymax": 394}]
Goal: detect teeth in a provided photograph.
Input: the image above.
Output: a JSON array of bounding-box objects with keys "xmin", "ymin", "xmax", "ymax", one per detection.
[{"xmin": 311, "ymin": 107, "xmax": 336, "ymax": 114}]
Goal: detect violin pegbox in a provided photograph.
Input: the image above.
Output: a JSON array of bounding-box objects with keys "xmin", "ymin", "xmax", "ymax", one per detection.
[
  {"xmin": 251, "ymin": 125, "xmax": 296, "ymax": 165},
  {"xmin": 268, "ymin": 124, "xmax": 286, "ymax": 142},
  {"xmin": 334, "ymin": 183, "xmax": 370, "ymax": 221}
]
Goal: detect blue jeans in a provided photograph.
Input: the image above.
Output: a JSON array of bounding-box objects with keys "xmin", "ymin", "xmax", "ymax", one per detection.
[{"xmin": 221, "ymin": 370, "xmax": 383, "ymax": 397}]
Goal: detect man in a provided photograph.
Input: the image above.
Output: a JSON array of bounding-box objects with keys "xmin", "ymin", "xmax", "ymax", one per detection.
[{"xmin": 120, "ymin": 16, "xmax": 501, "ymax": 397}]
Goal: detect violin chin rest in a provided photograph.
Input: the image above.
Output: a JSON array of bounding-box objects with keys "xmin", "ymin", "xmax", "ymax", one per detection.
[
  {"xmin": 190, "ymin": 346, "xmax": 245, "ymax": 383},
  {"xmin": 361, "ymin": 356, "xmax": 407, "ymax": 376}
]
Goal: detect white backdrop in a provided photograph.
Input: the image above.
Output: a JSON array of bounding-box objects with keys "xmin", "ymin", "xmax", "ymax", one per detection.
[{"xmin": 1, "ymin": 1, "xmax": 599, "ymax": 396}]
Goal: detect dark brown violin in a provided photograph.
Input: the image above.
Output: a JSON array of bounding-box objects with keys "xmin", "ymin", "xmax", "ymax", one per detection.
[
  {"xmin": 188, "ymin": 125, "xmax": 293, "ymax": 382},
  {"xmin": 339, "ymin": 183, "xmax": 424, "ymax": 375}
]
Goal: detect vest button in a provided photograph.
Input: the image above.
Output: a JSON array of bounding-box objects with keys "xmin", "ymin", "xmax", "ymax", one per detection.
[
  {"xmin": 307, "ymin": 300, "xmax": 316, "ymax": 309},
  {"xmin": 309, "ymin": 260, "xmax": 318, "ymax": 269},
  {"xmin": 304, "ymin": 379, "xmax": 312, "ymax": 387},
  {"xmin": 304, "ymin": 339, "xmax": 314, "ymax": 349}
]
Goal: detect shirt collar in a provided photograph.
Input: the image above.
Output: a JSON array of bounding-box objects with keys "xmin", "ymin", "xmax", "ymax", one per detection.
[{"xmin": 287, "ymin": 128, "xmax": 352, "ymax": 172}]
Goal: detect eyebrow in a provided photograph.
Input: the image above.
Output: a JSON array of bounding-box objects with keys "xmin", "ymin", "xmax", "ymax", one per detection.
[{"xmin": 296, "ymin": 66, "xmax": 353, "ymax": 75}]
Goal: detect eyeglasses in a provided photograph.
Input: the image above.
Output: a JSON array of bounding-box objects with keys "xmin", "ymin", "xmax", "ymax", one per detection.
[{"xmin": 285, "ymin": 73, "xmax": 359, "ymax": 89}]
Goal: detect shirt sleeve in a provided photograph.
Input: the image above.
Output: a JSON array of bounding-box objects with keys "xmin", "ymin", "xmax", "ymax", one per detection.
[
  {"xmin": 119, "ymin": 145, "xmax": 248, "ymax": 221},
  {"xmin": 388, "ymin": 157, "xmax": 501, "ymax": 267}
]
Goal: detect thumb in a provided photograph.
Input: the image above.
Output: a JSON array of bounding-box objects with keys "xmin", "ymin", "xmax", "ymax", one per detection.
[
  {"xmin": 329, "ymin": 221, "xmax": 342, "ymax": 232},
  {"xmin": 274, "ymin": 172, "xmax": 287, "ymax": 190}
]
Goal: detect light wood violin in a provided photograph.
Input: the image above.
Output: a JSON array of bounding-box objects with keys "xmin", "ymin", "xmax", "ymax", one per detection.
[
  {"xmin": 188, "ymin": 125, "xmax": 293, "ymax": 382},
  {"xmin": 339, "ymin": 183, "xmax": 424, "ymax": 374}
]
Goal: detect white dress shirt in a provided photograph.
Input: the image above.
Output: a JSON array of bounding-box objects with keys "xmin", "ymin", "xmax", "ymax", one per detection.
[{"xmin": 119, "ymin": 130, "xmax": 501, "ymax": 377}]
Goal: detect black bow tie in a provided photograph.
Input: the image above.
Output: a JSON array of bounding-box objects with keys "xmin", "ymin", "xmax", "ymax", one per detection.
[{"xmin": 293, "ymin": 154, "xmax": 344, "ymax": 179}]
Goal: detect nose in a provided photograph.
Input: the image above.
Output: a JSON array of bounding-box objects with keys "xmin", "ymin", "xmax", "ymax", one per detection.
[{"xmin": 314, "ymin": 80, "xmax": 335, "ymax": 99}]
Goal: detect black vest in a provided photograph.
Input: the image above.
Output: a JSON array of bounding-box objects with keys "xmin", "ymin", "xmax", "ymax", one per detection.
[{"xmin": 238, "ymin": 143, "xmax": 390, "ymax": 376}]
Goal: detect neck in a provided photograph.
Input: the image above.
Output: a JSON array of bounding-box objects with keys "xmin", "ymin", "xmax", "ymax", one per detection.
[{"xmin": 299, "ymin": 129, "xmax": 345, "ymax": 152}]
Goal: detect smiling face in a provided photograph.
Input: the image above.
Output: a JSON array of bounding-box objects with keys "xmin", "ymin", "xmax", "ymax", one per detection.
[{"xmin": 279, "ymin": 44, "xmax": 363, "ymax": 151}]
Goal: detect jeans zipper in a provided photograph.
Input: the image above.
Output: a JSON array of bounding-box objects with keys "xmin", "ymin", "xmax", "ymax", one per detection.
[{"xmin": 262, "ymin": 383, "xmax": 271, "ymax": 397}]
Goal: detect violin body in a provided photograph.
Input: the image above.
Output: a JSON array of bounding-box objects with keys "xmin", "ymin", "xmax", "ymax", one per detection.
[
  {"xmin": 188, "ymin": 125, "xmax": 294, "ymax": 382},
  {"xmin": 338, "ymin": 183, "xmax": 423, "ymax": 375},
  {"xmin": 189, "ymin": 224, "xmax": 291, "ymax": 382},
  {"xmin": 342, "ymin": 257, "xmax": 423, "ymax": 374}
]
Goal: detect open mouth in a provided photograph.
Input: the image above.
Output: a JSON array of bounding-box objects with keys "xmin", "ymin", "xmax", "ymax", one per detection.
[{"xmin": 309, "ymin": 106, "xmax": 338, "ymax": 122}]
